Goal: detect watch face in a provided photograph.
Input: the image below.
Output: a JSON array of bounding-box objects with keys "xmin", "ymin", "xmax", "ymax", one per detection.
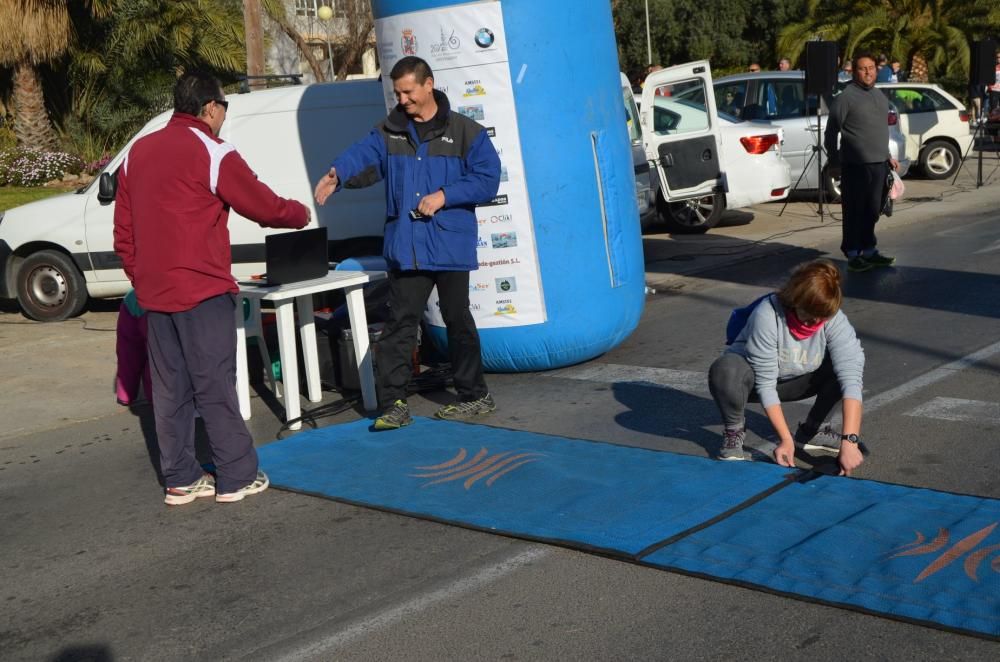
[{"xmin": 842, "ymin": 434, "xmax": 860, "ymax": 443}]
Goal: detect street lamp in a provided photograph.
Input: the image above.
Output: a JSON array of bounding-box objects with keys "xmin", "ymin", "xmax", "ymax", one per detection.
[
  {"xmin": 645, "ymin": 0, "xmax": 652, "ymax": 65},
  {"xmin": 317, "ymin": 4, "xmax": 335, "ymax": 82}
]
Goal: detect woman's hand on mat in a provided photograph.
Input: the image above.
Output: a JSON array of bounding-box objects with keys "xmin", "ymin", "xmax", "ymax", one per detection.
[
  {"xmin": 838, "ymin": 442, "xmax": 864, "ymax": 476},
  {"xmin": 774, "ymin": 439, "xmax": 796, "ymax": 467}
]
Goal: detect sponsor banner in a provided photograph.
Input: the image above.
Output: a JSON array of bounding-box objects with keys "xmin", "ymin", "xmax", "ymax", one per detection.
[{"xmin": 375, "ymin": 1, "xmax": 544, "ymax": 328}]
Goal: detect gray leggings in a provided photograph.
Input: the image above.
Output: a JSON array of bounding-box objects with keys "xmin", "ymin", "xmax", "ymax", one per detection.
[{"xmin": 708, "ymin": 352, "xmax": 842, "ymax": 429}]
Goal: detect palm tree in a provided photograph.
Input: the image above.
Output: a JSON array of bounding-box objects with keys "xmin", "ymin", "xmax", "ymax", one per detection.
[
  {"xmin": 0, "ymin": 0, "xmax": 73, "ymax": 149},
  {"xmin": 777, "ymin": 0, "xmax": 1000, "ymax": 84}
]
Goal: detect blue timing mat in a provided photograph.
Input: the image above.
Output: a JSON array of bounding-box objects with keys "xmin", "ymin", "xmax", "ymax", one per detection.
[
  {"xmin": 643, "ymin": 476, "xmax": 1000, "ymax": 638},
  {"xmin": 257, "ymin": 417, "xmax": 793, "ymax": 556},
  {"xmin": 258, "ymin": 418, "xmax": 1000, "ymax": 639}
]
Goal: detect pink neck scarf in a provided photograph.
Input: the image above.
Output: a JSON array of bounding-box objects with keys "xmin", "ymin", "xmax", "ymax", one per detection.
[{"xmin": 786, "ymin": 309, "xmax": 825, "ymax": 340}]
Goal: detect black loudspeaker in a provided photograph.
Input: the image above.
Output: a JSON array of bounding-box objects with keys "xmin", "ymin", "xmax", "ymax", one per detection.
[
  {"xmin": 970, "ymin": 40, "xmax": 996, "ymax": 87},
  {"xmin": 804, "ymin": 41, "xmax": 838, "ymax": 96}
]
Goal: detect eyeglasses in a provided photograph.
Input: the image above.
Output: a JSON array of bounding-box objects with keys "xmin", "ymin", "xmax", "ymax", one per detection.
[{"xmin": 215, "ymin": 99, "xmax": 229, "ymax": 110}]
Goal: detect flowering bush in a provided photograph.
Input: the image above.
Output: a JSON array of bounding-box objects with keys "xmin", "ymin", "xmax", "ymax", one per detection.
[
  {"xmin": 85, "ymin": 153, "xmax": 113, "ymax": 175},
  {"xmin": 0, "ymin": 148, "xmax": 84, "ymax": 187}
]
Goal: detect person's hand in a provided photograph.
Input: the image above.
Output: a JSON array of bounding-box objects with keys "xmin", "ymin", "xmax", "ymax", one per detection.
[
  {"xmin": 417, "ymin": 189, "xmax": 446, "ymax": 217},
  {"xmin": 888, "ymin": 158, "xmax": 899, "ymax": 171},
  {"xmin": 314, "ymin": 168, "xmax": 339, "ymax": 206},
  {"xmin": 304, "ymin": 206, "xmax": 312, "ymax": 223},
  {"xmin": 838, "ymin": 440, "xmax": 864, "ymax": 476},
  {"xmin": 774, "ymin": 439, "xmax": 796, "ymax": 467}
]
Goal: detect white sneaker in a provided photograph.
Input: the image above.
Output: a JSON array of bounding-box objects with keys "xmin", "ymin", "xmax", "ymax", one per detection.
[
  {"xmin": 164, "ymin": 474, "xmax": 216, "ymax": 505},
  {"xmin": 215, "ymin": 470, "xmax": 269, "ymax": 503}
]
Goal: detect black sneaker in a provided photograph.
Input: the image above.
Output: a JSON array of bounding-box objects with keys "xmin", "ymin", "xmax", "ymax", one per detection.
[
  {"xmin": 865, "ymin": 252, "xmax": 896, "ymax": 268},
  {"xmin": 718, "ymin": 428, "xmax": 746, "ymax": 461},
  {"xmin": 435, "ymin": 393, "xmax": 496, "ymax": 420},
  {"xmin": 847, "ymin": 256, "xmax": 872, "ymax": 272},
  {"xmin": 374, "ymin": 399, "xmax": 413, "ymax": 430}
]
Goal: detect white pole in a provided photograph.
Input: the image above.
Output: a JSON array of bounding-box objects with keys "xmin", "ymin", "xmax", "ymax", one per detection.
[{"xmin": 645, "ymin": 0, "xmax": 652, "ymax": 65}]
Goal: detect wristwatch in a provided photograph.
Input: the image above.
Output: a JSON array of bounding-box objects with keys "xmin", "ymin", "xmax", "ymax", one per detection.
[{"xmin": 841, "ymin": 433, "xmax": 860, "ymax": 445}]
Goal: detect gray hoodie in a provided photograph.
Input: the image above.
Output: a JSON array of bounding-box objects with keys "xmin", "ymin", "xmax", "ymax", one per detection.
[{"xmin": 727, "ymin": 295, "xmax": 865, "ymax": 407}]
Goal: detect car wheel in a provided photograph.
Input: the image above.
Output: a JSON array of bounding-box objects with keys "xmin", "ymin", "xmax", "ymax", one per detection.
[
  {"xmin": 659, "ymin": 191, "xmax": 724, "ymax": 234},
  {"xmin": 920, "ymin": 140, "xmax": 959, "ymax": 179},
  {"xmin": 16, "ymin": 250, "xmax": 88, "ymax": 321},
  {"xmin": 821, "ymin": 167, "xmax": 842, "ymax": 203}
]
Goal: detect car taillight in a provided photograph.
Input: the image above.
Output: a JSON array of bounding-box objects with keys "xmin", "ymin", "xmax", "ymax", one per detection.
[
  {"xmin": 959, "ymin": 110, "xmax": 970, "ymax": 123},
  {"xmin": 740, "ymin": 134, "xmax": 780, "ymax": 154},
  {"xmin": 887, "ymin": 111, "xmax": 898, "ymax": 126}
]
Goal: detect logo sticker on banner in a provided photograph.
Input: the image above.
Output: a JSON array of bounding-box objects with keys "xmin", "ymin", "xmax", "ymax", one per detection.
[{"xmin": 376, "ymin": 1, "xmax": 545, "ymax": 328}]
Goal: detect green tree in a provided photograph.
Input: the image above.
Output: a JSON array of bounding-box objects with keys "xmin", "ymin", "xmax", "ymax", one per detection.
[
  {"xmin": 65, "ymin": 0, "xmax": 248, "ymax": 157},
  {"xmin": 0, "ymin": 0, "xmax": 74, "ymax": 148}
]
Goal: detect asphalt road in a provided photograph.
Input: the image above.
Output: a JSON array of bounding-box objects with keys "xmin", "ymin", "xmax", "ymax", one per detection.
[{"xmin": 2, "ymin": 166, "xmax": 1000, "ymax": 661}]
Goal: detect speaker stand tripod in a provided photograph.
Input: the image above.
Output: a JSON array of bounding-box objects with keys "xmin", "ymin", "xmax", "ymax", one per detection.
[
  {"xmin": 952, "ymin": 118, "xmax": 999, "ymax": 189},
  {"xmin": 779, "ymin": 106, "xmax": 829, "ymax": 221}
]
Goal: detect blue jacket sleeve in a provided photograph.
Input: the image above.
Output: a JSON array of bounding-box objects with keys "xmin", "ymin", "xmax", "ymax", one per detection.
[
  {"xmin": 441, "ymin": 129, "xmax": 501, "ymax": 207},
  {"xmin": 331, "ymin": 128, "xmax": 387, "ymax": 190}
]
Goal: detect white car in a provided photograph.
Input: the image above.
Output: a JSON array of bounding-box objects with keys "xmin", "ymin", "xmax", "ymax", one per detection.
[
  {"xmin": 640, "ymin": 63, "xmax": 791, "ymax": 233},
  {"xmin": 875, "ymin": 82, "xmax": 974, "ymax": 179},
  {"xmin": 713, "ymin": 71, "xmax": 911, "ymax": 200}
]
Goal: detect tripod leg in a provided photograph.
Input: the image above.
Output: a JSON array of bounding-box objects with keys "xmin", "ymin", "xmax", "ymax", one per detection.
[
  {"xmin": 778, "ymin": 147, "xmax": 818, "ymax": 217},
  {"xmin": 952, "ymin": 121, "xmax": 985, "ymax": 187}
]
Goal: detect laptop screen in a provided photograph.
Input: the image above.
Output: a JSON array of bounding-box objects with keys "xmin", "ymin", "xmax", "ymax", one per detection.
[{"xmin": 264, "ymin": 226, "xmax": 329, "ymax": 286}]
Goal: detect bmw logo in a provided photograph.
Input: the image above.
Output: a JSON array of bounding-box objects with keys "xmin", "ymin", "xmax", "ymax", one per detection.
[{"xmin": 475, "ymin": 28, "xmax": 494, "ymax": 48}]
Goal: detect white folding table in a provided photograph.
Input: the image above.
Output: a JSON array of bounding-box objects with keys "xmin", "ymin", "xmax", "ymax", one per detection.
[{"xmin": 235, "ymin": 270, "xmax": 383, "ymax": 430}]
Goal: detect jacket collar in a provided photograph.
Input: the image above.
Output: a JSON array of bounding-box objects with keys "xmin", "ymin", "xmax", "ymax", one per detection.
[
  {"xmin": 168, "ymin": 112, "xmax": 217, "ymax": 139},
  {"xmin": 385, "ymin": 89, "xmax": 451, "ymax": 140}
]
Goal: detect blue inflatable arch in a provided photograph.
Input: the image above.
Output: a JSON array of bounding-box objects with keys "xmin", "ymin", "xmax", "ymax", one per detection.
[{"xmin": 373, "ymin": 0, "xmax": 645, "ymax": 372}]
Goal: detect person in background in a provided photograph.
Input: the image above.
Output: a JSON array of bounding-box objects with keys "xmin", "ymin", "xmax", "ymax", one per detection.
[
  {"xmin": 115, "ymin": 288, "xmax": 151, "ymax": 407},
  {"xmin": 824, "ymin": 52, "xmax": 900, "ymax": 272},
  {"xmin": 890, "ymin": 59, "xmax": 907, "ymax": 83},
  {"xmin": 777, "ymin": 58, "xmax": 791, "ymax": 71},
  {"xmin": 838, "ymin": 58, "xmax": 853, "ymax": 82},
  {"xmin": 748, "ymin": 62, "xmax": 761, "ymax": 73},
  {"xmin": 876, "ymin": 54, "xmax": 892, "ymax": 82},
  {"xmin": 708, "ymin": 260, "xmax": 866, "ymax": 476},
  {"xmin": 989, "ymin": 52, "xmax": 1000, "ymax": 115},
  {"xmin": 313, "ymin": 56, "xmax": 501, "ymax": 431},
  {"xmin": 114, "ymin": 71, "xmax": 310, "ymax": 506},
  {"xmin": 970, "ymin": 83, "xmax": 988, "ymax": 125}
]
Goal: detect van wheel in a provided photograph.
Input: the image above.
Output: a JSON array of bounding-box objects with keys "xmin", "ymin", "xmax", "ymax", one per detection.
[
  {"xmin": 16, "ymin": 250, "xmax": 88, "ymax": 321},
  {"xmin": 920, "ymin": 140, "xmax": 959, "ymax": 179},
  {"xmin": 659, "ymin": 192, "xmax": 724, "ymax": 234}
]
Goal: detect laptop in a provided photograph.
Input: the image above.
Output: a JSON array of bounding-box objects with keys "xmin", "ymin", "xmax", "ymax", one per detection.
[{"xmin": 242, "ymin": 226, "xmax": 329, "ymax": 287}]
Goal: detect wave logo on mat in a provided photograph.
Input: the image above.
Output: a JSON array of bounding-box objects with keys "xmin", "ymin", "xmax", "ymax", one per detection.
[
  {"xmin": 410, "ymin": 447, "xmax": 544, "ymax": 489},
  {"xmin": 889, "ymin": 522, "xmax": 1000, "ymax": 583}
]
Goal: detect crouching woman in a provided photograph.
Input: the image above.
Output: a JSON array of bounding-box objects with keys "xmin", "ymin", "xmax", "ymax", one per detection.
[{"xmin": 708, "ymin": 259, "xmax": 866, "ymax": 475}]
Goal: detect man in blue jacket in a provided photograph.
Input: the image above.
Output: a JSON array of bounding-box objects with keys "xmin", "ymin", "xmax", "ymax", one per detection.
[{"xmin": 314, "ymin": 56, "xmax": 501, "ymax": 430}]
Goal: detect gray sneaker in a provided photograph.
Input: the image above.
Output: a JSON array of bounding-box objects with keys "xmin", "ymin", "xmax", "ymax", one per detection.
[
  {"xmin": 215, "ymin": 470, "xmax": 269, "ymax": 503},
  {"xmin": 435, "ymin": 393, "xmax": 496, "ymax": 421},
  {"xmin": 795, "ymin": 422, "xmax": 841, "ymax": 454},
  {"xmin": 718, "ymin": 428, "xmax": 746, "ymax": 461},
  {"xmin": 374, "ymin": 399, "xmax": 413, "ymax": 430}
]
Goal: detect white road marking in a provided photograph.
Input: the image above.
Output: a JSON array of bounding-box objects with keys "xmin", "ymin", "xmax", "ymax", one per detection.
[
  {"xmin": 904, "ymin": 397, "xmax": 1000, "ymax": 424},
  {"xmin": 973, "ymin": 238, "xmax": 1000, "ymax": 254},
  {"xmin": 265, "ymin": 547, "xmax": 550, "ymax": 661},
  {"xmin": 549, "ymin": 363, "xmax": 709, "ymax": 395}
]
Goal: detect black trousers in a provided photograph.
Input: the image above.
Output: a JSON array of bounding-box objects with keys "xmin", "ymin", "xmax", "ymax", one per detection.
[
  {"xmin": 146, "ymin": 293, "xmax": 258, "ymax": 493},
  {"xmin": 840, "ymin": 161, "xmax": 887, "ymax": 256},
  {"xmin": 708, "ymin": 352, "xmax": 842, "ymax": 429},
  {"xmin": 376, "ymin": 269, "xmax": 488, "ymax": 407}
]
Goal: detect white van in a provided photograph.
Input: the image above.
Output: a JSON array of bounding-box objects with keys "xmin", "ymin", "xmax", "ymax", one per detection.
[{"xmin": 0, "ymin": 80, "xmax": 389, "ymax": 321}]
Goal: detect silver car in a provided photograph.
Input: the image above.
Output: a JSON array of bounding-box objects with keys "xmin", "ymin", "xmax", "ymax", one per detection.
[{"xmin": 713, "ymin": 71, "xmax": 910, "ymax": 200}]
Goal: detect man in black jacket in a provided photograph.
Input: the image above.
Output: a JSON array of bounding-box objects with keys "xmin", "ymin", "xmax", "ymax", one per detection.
[{"xmin": 824, "ymin": 53, "xmax": 900, "ymax": 273}]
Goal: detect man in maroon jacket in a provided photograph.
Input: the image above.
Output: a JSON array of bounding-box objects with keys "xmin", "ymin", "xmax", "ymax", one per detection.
[{"xmin": 114, "ymin": 71, "xmax": 310, "ymax": 506}]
